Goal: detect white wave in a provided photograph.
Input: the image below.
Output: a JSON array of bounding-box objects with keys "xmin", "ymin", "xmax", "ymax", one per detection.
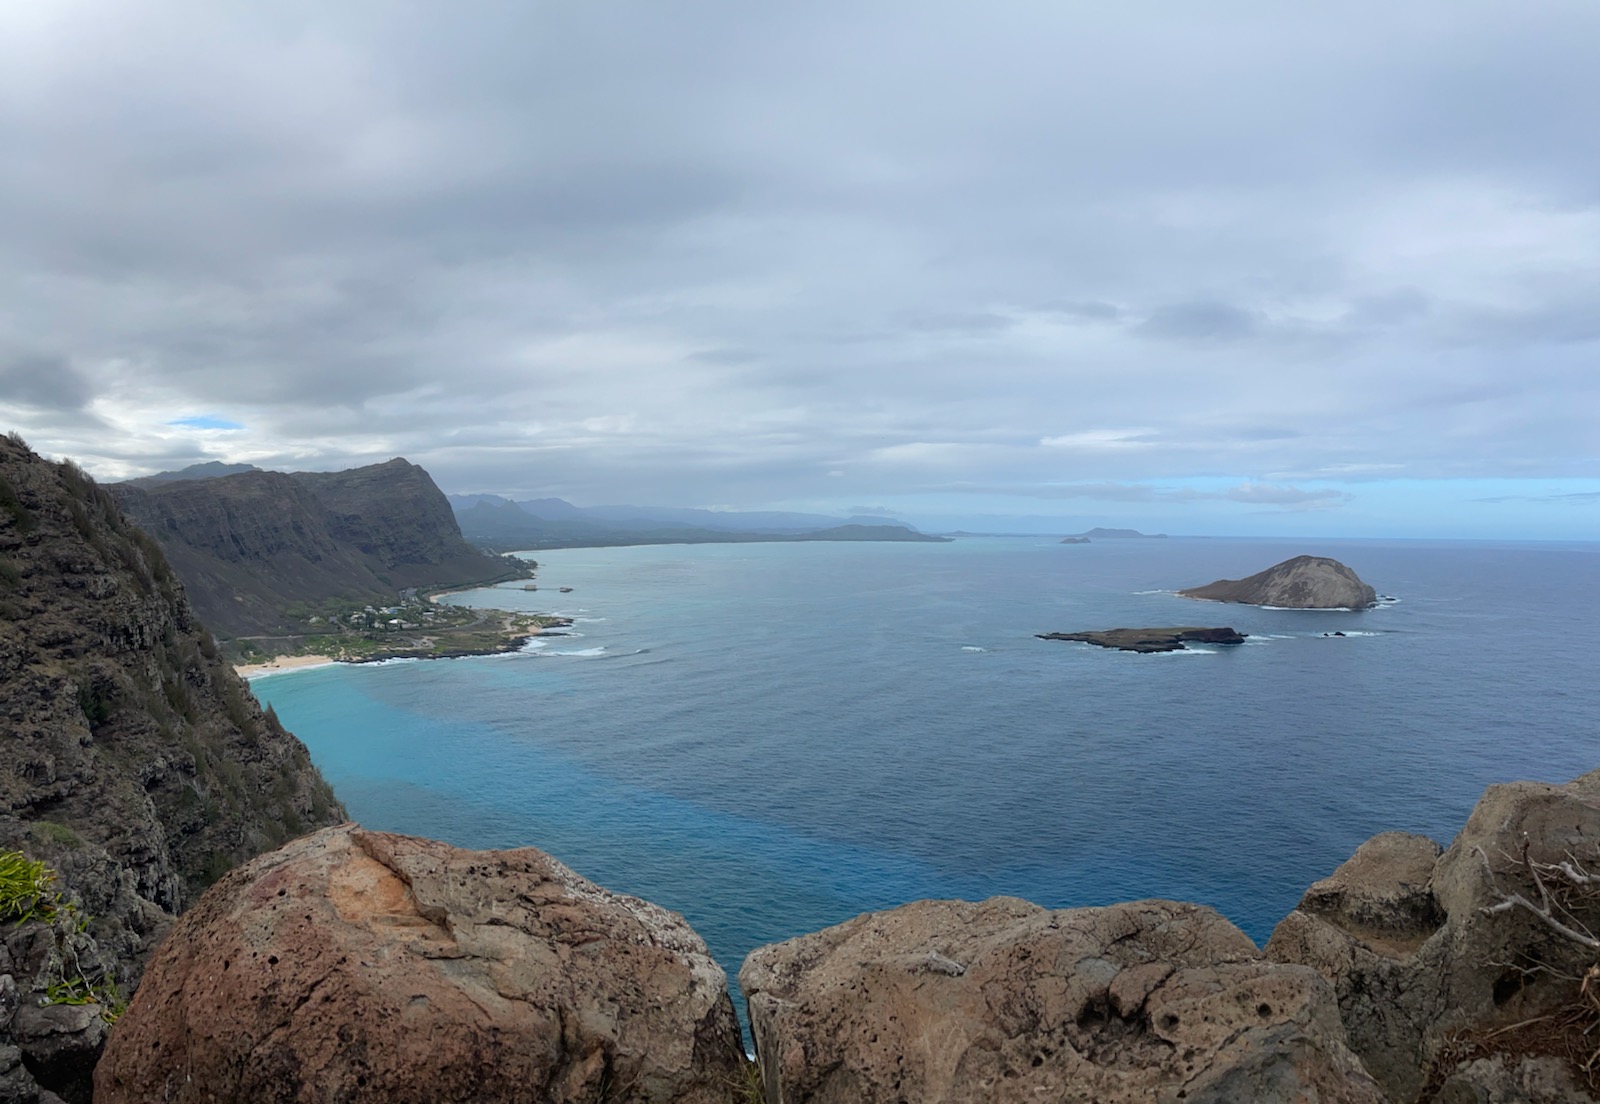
[
  {"xmin": 1258, "ymin": 604, "xmax": 1360, "ymax": 612},
  {"xmin": 1132, "ymin": 589, "xmax": 1172, "ymax": 595},
  {"xmin": 549, "ymin": 646, "xmax": 606, "ymax": 657},
  {"xmin": 961, "ymin": 646, "xmax": 988, "ymax": 652},
  {"xmin": 242, "ymin": 661, "xmax": 340, "ymax": 680},
  {"xmin": 1320, "ymin": 630, "xmax": 1382, "ymax": 637}
]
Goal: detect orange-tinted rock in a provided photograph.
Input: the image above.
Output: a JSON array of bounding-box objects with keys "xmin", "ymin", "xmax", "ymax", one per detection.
[{"xmin": 95, "ymin": 824, "xmax": 745, "ymax": 1104}]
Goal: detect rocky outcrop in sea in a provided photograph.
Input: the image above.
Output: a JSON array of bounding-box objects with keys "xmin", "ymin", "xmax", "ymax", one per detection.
[
  {"xmin": 1038, "ymin": 626, "xmax": 1247, "ymax": 652},
  {"xmin": 1179, "ymin": 555, "xmax": 1378, "ymax": 609}
]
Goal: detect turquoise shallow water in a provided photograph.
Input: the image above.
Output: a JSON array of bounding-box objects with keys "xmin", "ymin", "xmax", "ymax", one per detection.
[{"xmin": 254, "ymin": 536, "xmax": 1600, "ymax": 1027}]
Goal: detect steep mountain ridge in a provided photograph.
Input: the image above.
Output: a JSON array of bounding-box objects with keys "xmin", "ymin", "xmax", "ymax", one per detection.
[
  {"xmin": 291, "ymin": 460, "xmax": 513, "ymax": 588},
  {"xmin": 109, "ymin": 459, "xmax": 527, "ymax": 638},
  {"xmin": 0, "ymin": 433, "xmax": 345, "ymax": 1098}
]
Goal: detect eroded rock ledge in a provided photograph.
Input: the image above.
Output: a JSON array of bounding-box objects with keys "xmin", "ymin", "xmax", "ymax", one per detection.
[
  {"xmin": 97, "ymin": 771, "xmax": 1600, "ymax": 1103},
  {"xmin": 742, "ymin": 898, "xmax": 1384, "ymax": 1103}
]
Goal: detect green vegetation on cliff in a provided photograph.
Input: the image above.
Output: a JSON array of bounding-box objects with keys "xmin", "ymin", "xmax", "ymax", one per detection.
[
  {"xmin": 0, "ymin": 431, "xmax": 348, "ymax": 1098},
  {"xmin": 0, "ymin": 430, "xmax": 345, "ymax": 955}
]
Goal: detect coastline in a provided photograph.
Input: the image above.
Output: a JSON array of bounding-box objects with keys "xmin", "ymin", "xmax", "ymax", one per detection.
[
  {"xmin": 234, "ymin": 617, "xmax": 571, "ymax": 679},
  {"xmin": 236, "ymin": 654, "xmax": 339, "ymax": 679}
]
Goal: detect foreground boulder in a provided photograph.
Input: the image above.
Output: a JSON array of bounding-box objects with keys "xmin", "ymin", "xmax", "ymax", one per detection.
[
  {"xmin": 95, "ymin": 824, "xmax": 746, "ymax": 1103},
  {"xmin": 1267, "ymin": 769, "xmax": 1600, "ymax": 1102},
  {"xmin": 741, "ymin": 897, "xmax": 1386, "ymax": 1103},
  {"xmin": 1178, "ymin": 555, "xmax": 1377, "ymax": 609}
]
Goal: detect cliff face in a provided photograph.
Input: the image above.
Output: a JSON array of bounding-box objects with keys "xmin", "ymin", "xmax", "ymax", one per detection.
[
  {"xmin": 289, "ymin": 460, "xmax": 520, "ymax": 586},
  {"xmin": 1178, "ymin": 555, "xmax": 1378, "ymax": 610},
  {"xmin": 0, "ymin": 433, "xmax": 344, "ymax": 1065},
  {"xmin": 109, "ymin": 458, "xmax": 526, "ymax": 638}
]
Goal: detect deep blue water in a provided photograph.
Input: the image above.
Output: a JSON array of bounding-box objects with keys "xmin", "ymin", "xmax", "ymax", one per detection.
[{"xmin": 254, "ymin": 536, "xmax": 1600, "ymax": 1028}]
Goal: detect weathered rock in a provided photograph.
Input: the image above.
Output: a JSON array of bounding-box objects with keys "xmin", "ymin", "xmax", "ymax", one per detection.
[
  {"xmin": 1037, "ymin": 626, "xmax": 1247, "ymax": 653},
  {"xmin": 1432, "ymin": 1054, "xmax": 1593, "ymax": 1103},
  {"xmin": 1292, "ymin": 832, "xmax": 1445, "ymax": 955},
  {"xmin": 1267, "ymin": 769, "xmax": 1600, "ymax": 1102},
  {"xmin": 1179, "ymin": 555, "xmax": 1378, "ymax": 609},
  {"xmin": 741, "ymin": 897, "xmax": 1386, "ymax": 1104},
  {"xmin": 96, "ymin": 824, "xmax": 746, "ymax": 1104}
]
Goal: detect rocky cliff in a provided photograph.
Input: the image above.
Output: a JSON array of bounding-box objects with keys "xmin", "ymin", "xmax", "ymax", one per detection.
[
  {"xmin": 109, "ymin": 459, "xmax": 527, "ymax": 639},
  {"xmin": 0, "ymin": 433, "xmax": 344, "ymax": 1100},
  {"xmin": 1179, "ymin": 555, "xmax": 1378, "ymax": 610}
]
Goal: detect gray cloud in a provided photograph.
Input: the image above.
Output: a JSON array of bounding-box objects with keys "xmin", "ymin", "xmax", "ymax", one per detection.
[
  {"xmin": 0, "ymin": 1, "xmax": 1595, "ymax": 534},
  {"xmin": 925, "ymin": 480, "xmax": 1351, "ymax": 512},
  {"xmin": 0, "ymin": 354, "xmax": 94, "ymax": 411},
  {"xmin": 1135, "ymin": 302, "xmax": 1259, "ymax": 343},
  {"xmin": 1042, "ymin": 301, "xmax": 1122, "ymax": 322},
  {"xmin": 1223, "ymin": 483, "xmax": 1353, "ymax": 509}
]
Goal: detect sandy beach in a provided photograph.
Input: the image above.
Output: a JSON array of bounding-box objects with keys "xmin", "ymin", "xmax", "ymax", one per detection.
[{"xmin": 234, "ymin": 654, "xmax": 339, "ymax": 679}]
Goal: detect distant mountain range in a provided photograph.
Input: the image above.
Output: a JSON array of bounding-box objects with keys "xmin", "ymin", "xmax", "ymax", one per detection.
[
  {"xmin": 124, "ymin": 461, "xmax": 262, "ymax": 485},
  {"xmin": 1060, "ymin": 528, "xmax": 1168, "ymax": 540},
  {"xmin": 447, "ymin": 495, "xmax": 949, "ymax": 549}
]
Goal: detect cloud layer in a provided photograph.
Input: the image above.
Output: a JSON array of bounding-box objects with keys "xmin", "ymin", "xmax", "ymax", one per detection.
[{"xmin": 2, "ymin": 1, "xmax": 1597, "ymax": 535}]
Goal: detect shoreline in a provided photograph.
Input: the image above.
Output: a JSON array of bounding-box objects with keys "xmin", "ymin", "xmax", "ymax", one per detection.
[
  {"xmin": 236, "ymin": 654, "xmax": 340, "ymax": 679},
  {"xmin": 234, "ymin": 619, "xmax": 572, "ymax": 680}
]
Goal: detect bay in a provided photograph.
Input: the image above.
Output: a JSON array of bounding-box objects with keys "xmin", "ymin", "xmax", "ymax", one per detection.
[{"xmin": 254, "ymin": 536, "xmax": 1600, "ymax": 1027}]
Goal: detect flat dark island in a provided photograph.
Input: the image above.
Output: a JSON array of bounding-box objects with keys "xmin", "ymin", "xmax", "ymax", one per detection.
[{"xmin": 1037, "ymin": 626, "xmax": 1247, "ymax": 653}]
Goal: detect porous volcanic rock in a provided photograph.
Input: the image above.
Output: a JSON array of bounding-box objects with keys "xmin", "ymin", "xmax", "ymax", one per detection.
[
  {"xmin": 1267, "ymin": 769, "xmax": 1600, "ymax": 1102},
  {"xmin": 1178, "ymin": 555, "xmax": 1377, "ymax": 609},
  {"xmin": 740, "ymin": 897, "xmax": 1386, "ymax": 1104},
  {"xmin": 95, "ymin": 824, "xmax": 746, "ymax": 1104}
]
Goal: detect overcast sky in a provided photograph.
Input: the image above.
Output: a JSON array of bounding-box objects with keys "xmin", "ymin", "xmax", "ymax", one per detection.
[{"xmin": 2, "ymin": 1, "xmax": 1597, "ymax": 537}]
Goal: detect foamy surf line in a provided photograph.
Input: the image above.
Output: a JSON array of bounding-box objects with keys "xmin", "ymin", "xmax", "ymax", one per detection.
[{"xmin": 240, "ymin": 659, "xmax": 340, "ymax": 679}]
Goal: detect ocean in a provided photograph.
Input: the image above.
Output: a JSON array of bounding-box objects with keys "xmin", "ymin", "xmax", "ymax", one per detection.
[{"xmin": 253, "ymin": 536, "xmax": 1600, "ymax": 1029}]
